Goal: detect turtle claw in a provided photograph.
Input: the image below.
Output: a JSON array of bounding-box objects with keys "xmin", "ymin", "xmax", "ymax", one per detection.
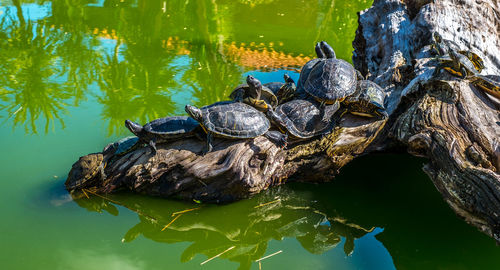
[{"xmin": 148, "ymin": 139, "xmax": 158, "ymax": 156}]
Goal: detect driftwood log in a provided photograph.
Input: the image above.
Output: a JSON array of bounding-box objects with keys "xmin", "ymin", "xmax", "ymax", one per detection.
[{"xmin": 66, "ymin": 0, "xmax": 500, "ymax": 242}]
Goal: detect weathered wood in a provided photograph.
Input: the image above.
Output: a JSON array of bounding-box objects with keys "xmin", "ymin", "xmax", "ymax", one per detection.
[
  {"xmin": 66, "ymin": 0, "xmax": 500, "ymax": 241},
  {"xmin": 353, "ymin": 0, "xmax": 500, "ymax": 241},
  {"xmin": 67, "ymin": 113, "xmax": 386, "ymax": 203}
]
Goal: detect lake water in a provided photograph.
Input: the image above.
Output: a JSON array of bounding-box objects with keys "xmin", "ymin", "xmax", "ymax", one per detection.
[{"xmin": 0, "ymin": 0, "xmax": 498, "ymax": 269}]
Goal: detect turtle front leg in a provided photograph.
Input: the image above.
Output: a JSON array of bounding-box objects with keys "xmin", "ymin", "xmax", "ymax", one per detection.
[
  {"xmin": 148, "ymin": 138, "xmax": 158, "ymax": 155},
  {"xmin": 264, "ymin": 131, "xmax": 288, "ymax": 149},
  {"xmin": 459, "ymin": 66, "xmax": 468, "ymax": 79},
  {"xmin": 204, "ymin": 132, "xmax": 214, "ymax": 154},
  {"xmin": 320, "ymin": 100, "xmax": 340, "ymax": 122},
  {"xmin": 266, "ymin": 108, "xmax": 287, "ymax": 132}
]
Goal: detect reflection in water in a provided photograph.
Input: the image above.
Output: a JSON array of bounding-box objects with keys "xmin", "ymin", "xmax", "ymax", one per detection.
[
  {"xmin": 0, "ymin": 6, "xmax": 71, "ymax": 134},
  {"xmin": 0, "ymin": 0, "xmax": 368, "ymax": 135},
  {"xmin": 64, "ymin": 154, "xmax": 500, "ymax": 269},
  {"xmin": 73, "ymin": 187, "xmax": 376, "ymax": 269}
]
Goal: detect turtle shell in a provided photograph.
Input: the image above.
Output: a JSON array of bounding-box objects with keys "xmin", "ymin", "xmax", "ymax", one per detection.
[
  {"xmin": 344, "ymin": 80, "xmax": 386, "ymax": 117},
  {"xmin": 439, "ymin": 51, "xmax": 478, "ymax": 78},
  {"xmin": 264, "ymin": 82, "xmax": 284, "ymax": 95},
  {"xmin": 472, "ymin": 75, "xmax": 500, "ymax": 99},
  {"xmin": 65, "ymin": 153, "xmax": 104, "ymax": 190},
  {"xmin": 304, "ymin": 58, "xmax": 357, "ymax": 103},
  {"xmin": 201, "ymin": 102, "xmax": 270, "ymax": 138},
  {"xmin": 455, "ymin": 53, "xmax": 477, "ymax": 76},
  {"xmin": 458, "ymin": 50, "xmax": 485, "ymax": 72},
  {"xmin": 144, "ymin": 116, "xmax": 199, "ymax": 138},
  {"xmin": 297, "ymin": 58, "xmax": 321, "ymax": 94},
  {"xmin": 229, "ymin": 84, "xmax": 279, "ymax": 108},
  {"xmin": 275, "ymin": 99, "xmax": 336, "ymax": 139},
  {"xmin": 103, "ymin": 136, "xmax": 140, "ymax": 156}
]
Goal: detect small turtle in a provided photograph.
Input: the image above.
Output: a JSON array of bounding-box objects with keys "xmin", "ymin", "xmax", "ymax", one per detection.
[
  {"xmin": 65, "ymin": 136, "xmax": 140, "ymax": 190},
  {"xmin": 343, "ymin": 80, "xmax": 388, "ymax": 119},
  {"xmin": 471, "ymin": 74, "xmax": 500, "ymax": 100},
  {"xmin": 268, "ymin": 99, "xmax": 338, "ymax": 140},
  {"xmin": 264, "ymin": 74, "xmax": 297, "ymax": 104},
  {"xmin": 437, "ymin": 48, "xmax": 478, "ymax": 79},
  {"xmin": 103, "ymin": 136, "xmax": 140, "ymax": 156},
  {"xmin": 125, "ymin": 116, "xmax": 202, "ymax": 154},
  {"xmin": 458, "ymin": 50, "xmax": 485, "ymax": 73},
  {"xmin": 430, "ymin": 32, "xmax": 484, "ymax": 73},
  {"xmin": 230, "ymin": 75, "xmax": 278, "ymax": 111},
  {"xmin": 185, "ymin": 102, "xmax": 287, "ymax": 153},
  {"xmin": 66, "ymin": 153, "xmax": 104, "ymax": 190}
]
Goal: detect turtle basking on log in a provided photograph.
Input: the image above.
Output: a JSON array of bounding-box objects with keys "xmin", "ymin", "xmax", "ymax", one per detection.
[
  {"xmin": 66, "ymin": 136, "xmax": 139, "ymax": 190},
  {"xmin": 185, "ymin": 101, "xmax": 287, "ymax": 153},
  {"xmin": 124, "ymin": 116, "xmax": 203, "ymax": 154},
  {"xmin": 431, "ymin": 32, "xmax": 484, "ymax": 72},
  {"xmin": 301, "ymin": 41, "xmax": 357, "ymax": 106},
  {"xmin": 471, "ymin": 74, "xmax": 500, "ymax": 100},
  {"xmin": 263, "ymin": 74, "xmax": 298, "ymax": 105},
  {"xmin": 344, "ymin": 80, "xmax": 388, "ymax": 119},
  {"xmin": 436, "ymin": 48, "xmax": 479, "ymax": 79},
  {"xmin": 230, "ymin": 75, "xmax": 279, "ymax": 111}
]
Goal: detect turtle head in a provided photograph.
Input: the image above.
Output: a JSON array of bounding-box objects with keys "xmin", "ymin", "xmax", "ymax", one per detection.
[
  {"xmin": 320, "ymin": 41, "xmax": 336, "ymax": 59},
  {"xmin": 315, "ymin": 42, "xmax": 325, "ymax": 58},
  {"xmin": 284, "ymin": 73, "xmax": 294, "ymax": 83},
  {"xmin": 125, "ymin": 120, "xmax": 143, "ymax": 136},
  {"xmin": 433, "ymin": 32, "xmax": 442, "ymax": 43},
  {"xmin": 185, "ymin": 105, "xmax": 203, "ymax": 122},
  {"xmin": 447, "ymin": 48, "xmax": 461, "ymax": 67},
  {"xmin": 246, "ymin": 75, "xmax": 262, "ymax": 100},
  {"xmin": 277, "ymin": 74, "xmax": 296, "ymax": 103}
]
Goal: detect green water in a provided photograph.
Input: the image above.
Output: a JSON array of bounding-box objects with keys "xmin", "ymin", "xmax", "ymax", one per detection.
[{"xmin": 0, "ymin": 0, "xmax": 498, "ymax": 269}]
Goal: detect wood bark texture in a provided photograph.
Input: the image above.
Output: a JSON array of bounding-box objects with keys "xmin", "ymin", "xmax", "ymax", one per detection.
[
  {"xmin": 66, "ymin": 0, "xmax": 500, "ymax": 241},
  {"xmin": 353, "ymin": 0, "xmax": 500, "ymax": 241}
]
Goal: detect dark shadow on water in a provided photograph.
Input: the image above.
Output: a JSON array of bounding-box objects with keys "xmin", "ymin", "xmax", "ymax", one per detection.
[{"xmin": 48, "ymin": 153, "xmax": 500, "ymax": 270}]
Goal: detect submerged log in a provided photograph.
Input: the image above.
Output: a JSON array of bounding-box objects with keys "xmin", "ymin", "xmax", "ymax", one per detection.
[{"xmin": 67, "ymin": 0, "xmax": 500, "ymax": 241}]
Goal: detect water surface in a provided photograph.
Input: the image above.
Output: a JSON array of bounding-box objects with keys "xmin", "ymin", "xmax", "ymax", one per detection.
[{"xmin": 0, "ymin": 0, "xmax": 498, "ymax": 269}]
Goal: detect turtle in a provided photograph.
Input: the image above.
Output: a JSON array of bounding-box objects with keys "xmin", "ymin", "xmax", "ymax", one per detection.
[
  {"xmin": 267, "ymin": 98, "xmax": 338, "ymax": 140},
  {"xmin": 263, "ymin": 74, "xmax": 297, "ymax": 104},
  {"xmin": 265, "ymin": 75, "xmax": 339, "ymax": 140},
  {"xmin": 296, "ymin": 41, "xmax": 331, "ymax": 98},
  {"xmin": 298, "ymin": 41, "xmax": 357, "ymax": 122},
  {"xmin": 431, "ymin": 32, "xmax": 484, "ymax": 73},
  {"xmin": 185, "ymin": 101, "xmax": 287, "ymax": 153},
  {"xmin": 458, "ymin": 50, "xmax": 485, "ymax": 73},
  {"xmin": 125, "ymin": 116, "xmax": 202, "ymax": 154},
  {"xmin": 343, "ymin": 80, "xmax": 388, "ymax": 119},
  {"xmin": 229, "ymin": 75, "xmax": 278, "ymax": 111},
  {"xmin": 65, "ymin": 136, "xmax": 140, "ymax": 190},
  {"xmin": 470, "ymin": 74, "xmax": 500, "ymax": 100},
  {"xmin": 302, "ymin": 41, "xmax": 357, "ymax": 104},
  {"xmin": 436, "ymin": 48, "xmax": 478, "ymax": 79}
]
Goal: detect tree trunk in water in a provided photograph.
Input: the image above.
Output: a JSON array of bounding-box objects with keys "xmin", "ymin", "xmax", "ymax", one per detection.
[
  {"xmin": 66, "ymin": 0, "xmax": 500, "ymax": 242},
  {"xmin": 353, "ymin": 0, "xmax": 500, "ymax": 241}
]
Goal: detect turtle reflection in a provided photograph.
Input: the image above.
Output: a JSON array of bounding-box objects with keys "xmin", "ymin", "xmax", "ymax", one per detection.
[{"xmin": 72, "ymin": 188, "xmax": 374, "ymax": 269}]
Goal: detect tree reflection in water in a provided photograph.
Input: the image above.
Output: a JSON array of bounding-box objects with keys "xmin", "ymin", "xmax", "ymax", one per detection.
[
  {"xmin": 0, "ymin": 0, "xmax": 368, "ymax": 135},
  {"xmin": 0, "ymin": 6, "xmax": 71, "ymax": 134},
  {"xmin": 72, "ymin": 187, "xmax": 374, "ymax": 269}
]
